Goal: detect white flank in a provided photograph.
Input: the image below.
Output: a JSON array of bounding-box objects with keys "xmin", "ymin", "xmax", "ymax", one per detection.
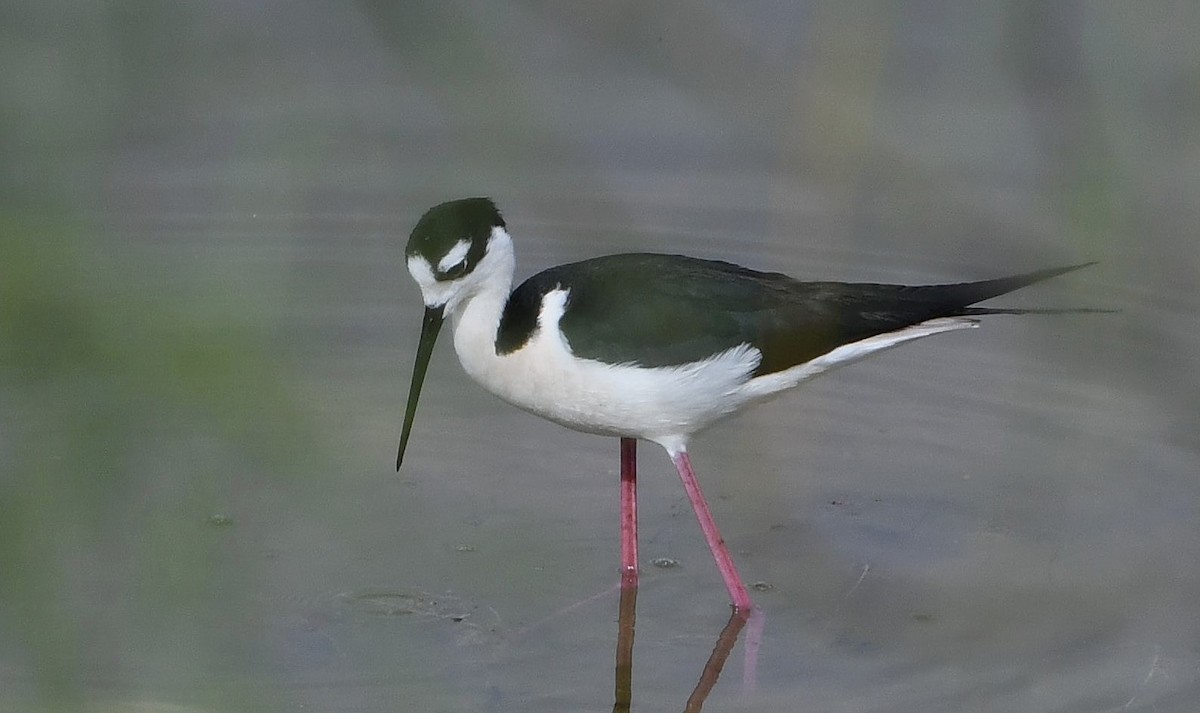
[{"xmin": 736, "ymin": 317, "xmax": 979, "ymax": 402}]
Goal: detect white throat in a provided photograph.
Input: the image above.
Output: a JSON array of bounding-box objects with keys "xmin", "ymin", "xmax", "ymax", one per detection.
[{"xmin": 422, "ymin": 227, "xmax": 517, "ymax": 392}]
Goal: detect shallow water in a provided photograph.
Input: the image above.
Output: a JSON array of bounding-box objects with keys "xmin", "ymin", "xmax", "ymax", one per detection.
[{"xmin": 4, "ymin": 3, "xmax": 1199, "ymax": 712}]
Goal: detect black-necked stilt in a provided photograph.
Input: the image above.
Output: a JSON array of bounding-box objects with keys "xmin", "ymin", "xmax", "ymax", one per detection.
[{"xmin": 396, "ymin": 197, "xmax": 1094, "ymax": 612}]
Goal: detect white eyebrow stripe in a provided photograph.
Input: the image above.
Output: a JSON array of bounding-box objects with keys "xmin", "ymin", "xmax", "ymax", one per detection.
[{"xmin": 438, "ymin": 239, "xmax": 471, "ymax": 272}]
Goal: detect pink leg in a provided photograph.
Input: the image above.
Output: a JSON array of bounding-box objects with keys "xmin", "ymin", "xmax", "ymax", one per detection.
[
  {"xmin": 620, "ymin": 437, "xmax": 638, "ymax": 588},
  {"xmin": 669, "ymin": 449, "xmax": 754, "ymax": 611}
]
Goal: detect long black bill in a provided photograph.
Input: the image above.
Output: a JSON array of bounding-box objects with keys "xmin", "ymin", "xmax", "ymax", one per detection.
[{"xmin": 397, "ymin": 305, "xmax": 445, "ymax": 470}]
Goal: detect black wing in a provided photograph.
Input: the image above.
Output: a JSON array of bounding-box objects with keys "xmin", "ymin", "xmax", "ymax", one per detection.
[{"xmin": 497, "ymin": 254, "xmax": 1091, "ymax": 376}]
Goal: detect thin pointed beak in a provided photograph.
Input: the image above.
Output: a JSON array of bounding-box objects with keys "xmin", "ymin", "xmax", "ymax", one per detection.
[{"xmin": 397, "ymin": 305, "xmax": 445, "ymax": 470}]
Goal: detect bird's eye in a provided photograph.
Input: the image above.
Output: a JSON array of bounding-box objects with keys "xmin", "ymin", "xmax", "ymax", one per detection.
[{"xmin": 442, "ymin": 260, "xmax": 467, "ymax": 279}]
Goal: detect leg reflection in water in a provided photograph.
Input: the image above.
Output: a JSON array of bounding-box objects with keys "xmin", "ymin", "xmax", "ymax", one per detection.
[
  {"xmin": 613, "ymin": 582, "xmax": 637, "ymax": 712},
  {"xmin": 612, "ymin": 582, "xmax": 764, "ymax": 712}
]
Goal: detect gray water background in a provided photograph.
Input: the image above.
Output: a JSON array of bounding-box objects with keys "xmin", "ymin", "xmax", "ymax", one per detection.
[{"xmin": 3, "ymin": 3, "xmax": 1199, "ymax": 712}]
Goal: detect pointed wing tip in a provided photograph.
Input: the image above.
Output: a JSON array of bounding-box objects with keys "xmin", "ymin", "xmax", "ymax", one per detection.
[{"xmin": 1040, "ymin": 260, "xmax": 1099, "ymax": 281}]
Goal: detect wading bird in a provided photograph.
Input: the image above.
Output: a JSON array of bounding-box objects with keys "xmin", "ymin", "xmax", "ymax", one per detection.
[{"xmin": 396, "ymin": 197, "xmax": 1092, "ymax": 611}]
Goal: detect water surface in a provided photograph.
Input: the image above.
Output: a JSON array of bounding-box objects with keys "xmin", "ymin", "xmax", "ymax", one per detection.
[{"xmin": 3, "ymin": 3, "xmax": 1198, "ymax": 712}]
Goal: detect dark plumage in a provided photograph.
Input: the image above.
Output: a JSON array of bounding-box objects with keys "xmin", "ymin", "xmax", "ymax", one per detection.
[{"xmin": 497, "ymin": 255, "xmax": 1094, "ymax": 376}]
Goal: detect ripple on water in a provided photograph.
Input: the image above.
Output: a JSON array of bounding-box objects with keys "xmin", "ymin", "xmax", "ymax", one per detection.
[{"xmin": 331, "ymin": 588, "xmax": 504, "ymax": 647}]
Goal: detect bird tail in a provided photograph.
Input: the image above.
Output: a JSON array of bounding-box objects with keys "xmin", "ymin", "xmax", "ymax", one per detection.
[
  {"xmin": 961, "ymin": 306, "xmax": 1117, "ymax": 316},
  {"xmin": 938, "ymin": 261, "xmax": 1098, "ymax": 306}
]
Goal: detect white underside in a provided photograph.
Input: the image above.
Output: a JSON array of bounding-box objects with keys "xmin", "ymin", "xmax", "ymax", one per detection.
[{"xmin": 412, "ymin": 228, "xmax": 980, "ymax": 453}]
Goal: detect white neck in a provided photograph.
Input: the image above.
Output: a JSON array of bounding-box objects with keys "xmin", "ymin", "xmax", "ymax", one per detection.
[{"xmin": 449, "ymin": 227, "xmax": 516, "ymax": 378}]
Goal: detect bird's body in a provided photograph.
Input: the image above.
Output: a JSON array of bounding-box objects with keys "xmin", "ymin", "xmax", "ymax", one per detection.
[
  {"xmin": 442, "ymin": 237, "xmax": 998, "ymax": 450},
  {"xmin": 397, "ymin": 197, "xmax": 1094, "ymax": 611}
]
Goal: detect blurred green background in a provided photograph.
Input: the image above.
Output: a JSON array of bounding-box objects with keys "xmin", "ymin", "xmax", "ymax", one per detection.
[{"xmin": 3, "ymin": 3, "xmax": 1198, "ymax": 712}]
